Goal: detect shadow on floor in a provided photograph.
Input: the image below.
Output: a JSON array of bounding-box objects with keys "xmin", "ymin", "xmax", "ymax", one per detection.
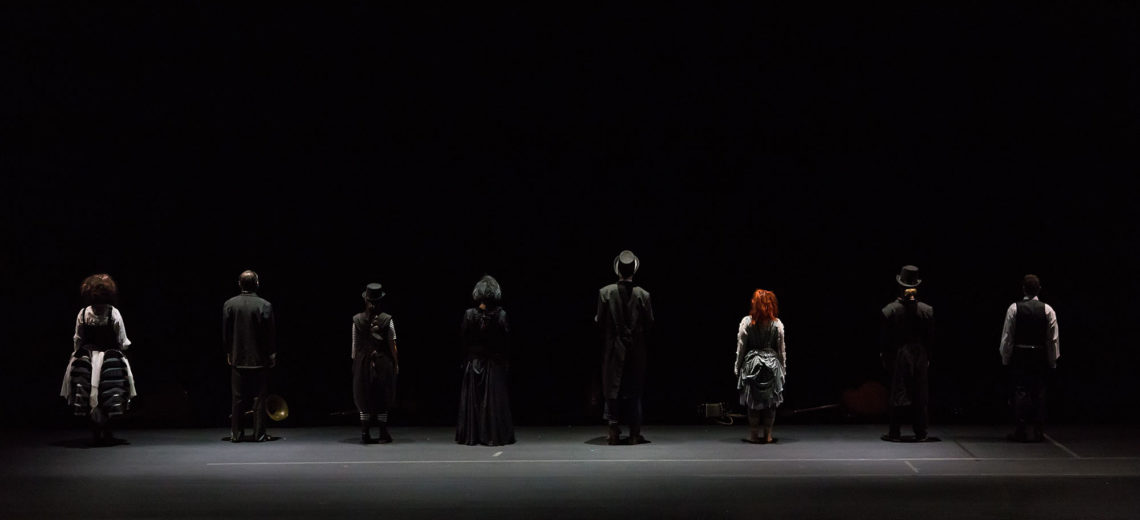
[
  {"xmin": 717, "ymin": 436, "xmax": 800, "ymax": 444},
  {"xmin": 49, "ymin": 437, "xmax": 131, "ymax": 449}
]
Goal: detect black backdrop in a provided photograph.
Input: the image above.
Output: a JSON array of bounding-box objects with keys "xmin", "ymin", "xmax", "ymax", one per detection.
[{"xmin": 4, "ymin": 4, "xmax": 1138, "ymax": 429}]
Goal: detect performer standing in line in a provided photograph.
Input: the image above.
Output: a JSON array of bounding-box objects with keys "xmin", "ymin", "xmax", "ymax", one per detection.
[
  {"xmin": 880, "ymin": 265, "xmax": 935, "ymax": 442},
  {"xmin": 223, "ymin": 270, "xmax": 276, "ymax": 442},
  {"xmin": 61, "ymin": 273, "xmax": 136, "ymax": 445},
  {"xmin": 735, "ymin": 289, "xmax": 787, "ymax": 444},
  {"xmin": 456, "ymin": 275, "xmax": 515, "ymax": 446},
  {"xmin": 1000, "ymin": 274, "xmax": 1060, "ymax": 443},
  {"xmin": 596, "ymin": 250, "xmax": 655, "ymax": 445},
  {"xmin": 352, "ymin": 283, "xmax": 398, "ymax": 444}
]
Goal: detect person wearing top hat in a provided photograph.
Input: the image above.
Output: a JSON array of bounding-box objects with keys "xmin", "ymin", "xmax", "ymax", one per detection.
[
  {"xmin": 352, "ymin": 282, "xmax": 399, "ymax": 444},
  {"xmin": 595, "ymin": 250, "xmax": 655, "ymax": 445},
  {"xmin": 880, "ymin": 265, "xmax": 935, "ymax": 442},
  {"xmin": 1000, "ymin": 274, "xmax": 1059, "ymax": 442},
  {"xmin": 61, "ymin": 273, "xmax": 137, "ymax": 445},
  {"xmin": 223, "ymin": 270, "xmax": 277, "ymax": 442}
]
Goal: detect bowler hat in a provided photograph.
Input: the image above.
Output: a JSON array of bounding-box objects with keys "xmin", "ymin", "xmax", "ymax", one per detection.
[
  {"xmin": 613, "ymin": 250, "xmax": 640, "ymax": 277},
  {"xmin": 361, "ymin": 282, "xmax": 386, "ymax": 301},
  {"xmin": 896, "ymin": 265, "xmax": 922, "ymax": 288}
]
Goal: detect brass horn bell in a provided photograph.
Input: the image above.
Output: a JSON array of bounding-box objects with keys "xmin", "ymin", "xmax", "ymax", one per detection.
[
  {"xmin": 265, "ymin": 394, "xmax": 289, "ymax": 421},
  {"xmin": 240, "ymin": 394, "xmax": 289, "ymax": 422}
]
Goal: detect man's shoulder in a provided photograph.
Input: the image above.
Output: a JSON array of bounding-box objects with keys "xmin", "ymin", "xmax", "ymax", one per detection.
[
  {"xmin": 225, "ymin": 293, "xmax": 272, "ymax": 308},
  {"xmin": 633, "ymin": 286, "xmax": 650, "ymax": 298},
  {"xmin": 882, "ymin": 300, "xmax": 902, "ymax": 315},
  {"xmin": 599, "ymin": 284, "xmax": 619, "ymax": 296}
]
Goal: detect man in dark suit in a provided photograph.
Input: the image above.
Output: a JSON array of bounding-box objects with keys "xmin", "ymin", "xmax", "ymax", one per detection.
[
  {"xmin": 223, "ymin": 270, "xmax": 277, "ymax": 442},
  {"xmin": 880, "ymin": 265, "xmax": 935, "ymax": 442},
  {"xmin": 596, "ymin": 250, "xmax": 654, "ymax": 445}
]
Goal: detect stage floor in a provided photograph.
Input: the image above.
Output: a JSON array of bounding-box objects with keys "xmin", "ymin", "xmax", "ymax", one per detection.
[{"xmin": 3, "ymin": 424, "xmax": 1139, "ymax": 519}]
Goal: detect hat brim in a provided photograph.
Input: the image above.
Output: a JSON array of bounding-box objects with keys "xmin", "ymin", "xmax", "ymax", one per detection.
[
  {"xmin": 614, "ymin": 255, "xmax": 640, "ymax": 277},
  {"xmin": 896, "ymin": 275, "xmax": 922, "ymax": 288},
  {"xmin": 361, "ymin": 290, "xmax": 386, "ymax": 301}
]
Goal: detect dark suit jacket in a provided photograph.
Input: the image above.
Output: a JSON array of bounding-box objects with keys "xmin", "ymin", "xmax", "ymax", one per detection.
[
  {"xmin": 596, "ymin": 281, "xmax": 654, "ymax": 400},
  {"xmin": 223, "ymin": 292, "xmax": 277, "ymax": 369}
]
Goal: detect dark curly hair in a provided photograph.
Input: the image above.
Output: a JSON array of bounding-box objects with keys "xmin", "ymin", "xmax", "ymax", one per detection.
[
  {"xmin": 472, "ymin": 275, "xmax": 502, "ymax": 306},
  {"xmin": 80, "ymin": 273, "xmax": 118, "ymax": 306}
]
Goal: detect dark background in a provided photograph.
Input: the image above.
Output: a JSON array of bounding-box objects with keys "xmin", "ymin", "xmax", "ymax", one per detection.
[{"xmin": 3, "ymin": 4, "xmax": 1137, "ymax": 429}]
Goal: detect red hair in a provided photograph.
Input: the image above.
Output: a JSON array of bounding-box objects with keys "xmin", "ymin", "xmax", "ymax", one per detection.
[{"xmin": 749, "ymin": 289, "xmax": 778, "ymax": 325}]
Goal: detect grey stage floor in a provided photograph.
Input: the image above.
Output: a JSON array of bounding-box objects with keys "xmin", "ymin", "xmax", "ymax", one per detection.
[{"xmin": 3, "ymin": 424, "xmax": 1140, "ymax": 519}]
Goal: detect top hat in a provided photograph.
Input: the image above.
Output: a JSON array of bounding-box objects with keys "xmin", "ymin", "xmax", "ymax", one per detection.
[
  {"xmin": 613, "ymin": 250, "xmax": 640, "ymax": 277},
  {"xmin": 361, "ymin": 282, "xmax": 386, "ymax": 302},
  {"xmin": 895, "ymin": 265, "xmax": 922, "ymax": 288}
]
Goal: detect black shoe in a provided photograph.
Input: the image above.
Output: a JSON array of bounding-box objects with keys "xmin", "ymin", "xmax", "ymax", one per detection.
[
  {"xmin": 627, "ymin": 434, "xmax": 650, "ymax": 445},
  {"xmin": 361, "ymin": 432, "xmax": 378, "ymax": 445},
  {"xmin": 377, "ymin": 425, "xmax": 392, "ymax": 444},
  {"xmin": 606, "ymin": 425, "xmax": 622, "ymax": 445},
  {"xmin": 881, "ymin": 434, "xmax": 902, "ymax": 442}
]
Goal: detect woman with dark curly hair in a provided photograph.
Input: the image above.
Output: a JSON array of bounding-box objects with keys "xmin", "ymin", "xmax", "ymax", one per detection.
[
  {"xmin": 734, "ymin": 289, "xmax": 787, "ymax": 444},
  {"xmin": 456, "ymin": 275, "xmax": 515, "ymax": 446},
  {"xmin": 60, "ymin": 274, "xmax": 136, "ymax": 445}
]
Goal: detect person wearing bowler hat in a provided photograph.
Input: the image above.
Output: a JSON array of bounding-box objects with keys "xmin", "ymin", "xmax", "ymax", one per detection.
[
  {"xmin": 1000, "ymin": 274, "xmax": 1060, "ymax": 442},
  {"xmin": 223, "ymin": 270, "xmax": 277, "ymax": 442},
  {"xmin": 880, "ymin": 265, "xmax": 935, "ymax": 442},
  {"xmin": 353, "ymin": 283, "xmax": 399, "ymax": 444},
  {"xmin": 595, "ymin": 250, "xmax": 655, "ymax": 445}
]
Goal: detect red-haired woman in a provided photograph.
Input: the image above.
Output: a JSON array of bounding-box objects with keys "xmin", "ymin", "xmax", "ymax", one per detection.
[
  {"xmin": 735, "ymin": 289, "xmax": 787, "ymax": 444},
  {"xmin": 60, "ymin": 274, "xmax": 136, "ymax": 445}
]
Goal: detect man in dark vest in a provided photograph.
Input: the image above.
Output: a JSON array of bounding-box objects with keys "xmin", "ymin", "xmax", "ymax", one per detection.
[
  {"xmin": 596, "ymin": 250, "xmax": 654, "ymax": 445},
  {"xmin": 223, "ymin": 270, "xmax": 277, "ymax": 442},
  {"xmin": 880, "ymin": 265, "xmax": 935, "ymax": 442},
  {"xmin": 1000, "ymin": 274, "xmax": 1059, "ymax": 442}
]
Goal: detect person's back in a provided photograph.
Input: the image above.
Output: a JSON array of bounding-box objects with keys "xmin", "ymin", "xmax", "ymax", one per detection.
[
  {"xmin": 1000, "ymin": 274, "xmax": 1058, "ymax": 442},
  {"xmin": 881, "ymin": 299, "xmax": 934, "ymax": 351},
  {"xmin": 223, "ymin": 291, "xmax": 275, "ymax": 368},
  {"xmin": 223, "ymin": 270, "xmax": 276, "ymax": 442}
]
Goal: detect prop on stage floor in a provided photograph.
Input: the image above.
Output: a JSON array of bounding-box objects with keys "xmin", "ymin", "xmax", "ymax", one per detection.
[
  {"xmin": 223, "ymin": 394, "xmax": 288, "ymax": 442},
  {"xmin": 701, "ymin": 381, "xmax": 900, "ymax": 423}
]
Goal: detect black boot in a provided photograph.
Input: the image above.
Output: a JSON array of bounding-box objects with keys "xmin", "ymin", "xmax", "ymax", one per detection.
[
  {"xmin": 606, "ymin": 424, "xmax": 622, "ymax": 445},
  {"xmin": 628, "ymin": 425, "xmax": 649, "ymax": 445},
  {"xmin": 361, "ymin": 418, "xmax": 377, "ymax": 444},
  {"xmin": 377, "ymin": 423, "xmax": 392, "ymax": 444}
]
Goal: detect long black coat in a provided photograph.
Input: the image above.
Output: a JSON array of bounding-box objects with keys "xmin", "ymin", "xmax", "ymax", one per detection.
[
  {"xmin": 596, "ymin": 281, "xmax": 654, "ymax": 400},
  {"xmin": 880, "ymin": 298, "xmax": 934, "ymax": 406}
]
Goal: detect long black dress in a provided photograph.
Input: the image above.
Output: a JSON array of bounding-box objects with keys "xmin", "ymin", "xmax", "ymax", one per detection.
[{"xmin": 456, "ymin": 306, "xmax": 515, "ymax": 446}]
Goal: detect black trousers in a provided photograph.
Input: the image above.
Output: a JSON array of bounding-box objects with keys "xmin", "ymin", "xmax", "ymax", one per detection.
[
  {"xmin": 231, "ymin": 367, "xmax": 268, "ymax": 437},
  {"xmin": 1011, "ymin": 348, "xmax": 1048, "ymax": 434},
  {"xmin": 603, "ymin": 396, "xmax": 642, "ymax": 429}
]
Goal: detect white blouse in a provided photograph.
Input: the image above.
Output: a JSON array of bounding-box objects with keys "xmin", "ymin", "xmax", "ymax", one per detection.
[{"xmin": 72, "ymin": 305, "xmax": 131, "ymax": 351}]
